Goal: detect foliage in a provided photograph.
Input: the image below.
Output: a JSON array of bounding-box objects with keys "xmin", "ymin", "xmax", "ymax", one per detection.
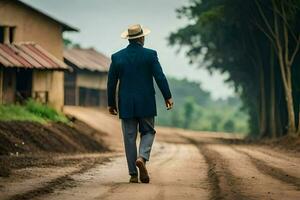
[
  {"xmin": 63, "ymin": 37, "xmax": 81, "ymax": 48},
  {"xmin": 168, "ymin": 0, "xmax": 300, "ymax": 138},
  {"xmin": 183, "ymin": 97, "xmax": 197, "ymax": 128},
  {"xmin": 0, "ymin": 99, "xmax": 68, "ymax": 123},
  {"xmin": 155, "ymin": 77, "xmax": 249, "ymax": 134},
  {"xmin": 0, "ymin": 104, "xmax": 44, "ymax": 123}
]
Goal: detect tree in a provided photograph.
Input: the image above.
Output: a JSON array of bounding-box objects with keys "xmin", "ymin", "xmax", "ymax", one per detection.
[
  {"xmin": 168, "ymin": 0, "xmax": 300, "ymax": 138},
  {"xmin": 171, "ymin": 109, "xmax": 182, "ymax": 127},
  {"xmin": 210, "ymin": 114, "xmax": 221, "ymax": 132},
  {"xmin": 255, "ymin": 0, "xmax": 300, "ymax": 135},
  {"xmin": 63, "ymin": 37, "xmax": 81, "ymax": 48},
  {"xmin": 223, "ymin": 119, "xmax": 235, "ymax": 133},
  {"xmin": 183, "ymin": 97, "xmax": 197, "ymax": 129}
]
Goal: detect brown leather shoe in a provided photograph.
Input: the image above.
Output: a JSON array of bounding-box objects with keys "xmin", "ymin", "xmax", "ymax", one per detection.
[
  {"xmin": 135, "ymin": 157, "xmax": 150, "ymax": 183},
  {"xmin": 129, "ymin": 175, "xmax": 138, "ymax": 183}
]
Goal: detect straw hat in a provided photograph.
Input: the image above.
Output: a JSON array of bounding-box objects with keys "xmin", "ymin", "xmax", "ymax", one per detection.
[{"xmin": 121, "ymin": 24, "xmax": 151, "ymax": 39}]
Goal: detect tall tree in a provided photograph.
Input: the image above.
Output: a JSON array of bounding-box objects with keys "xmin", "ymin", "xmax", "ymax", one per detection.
[
  {"xmin": 169, "ymin": 0, "xmax": 300, "ymax": 137},
  {"xmin": 255, "ymin": 0, "xmax": 300, "ymax": 135}
]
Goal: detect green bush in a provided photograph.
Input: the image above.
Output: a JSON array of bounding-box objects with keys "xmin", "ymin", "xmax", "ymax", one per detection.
[
  {"xmin": 223, "ymin": 120, "xmax": 235, "ymax": 133},
  {"xmin": 0, "ymin": 99, "xmax": 68, "ymax": 123},
  {"xmin": 0, "ymin": 104, "xmax": 43, "ymax": 122},
  {"xmin": 25, "ymin": 99, "xmax": 68, "ymax": 123}
]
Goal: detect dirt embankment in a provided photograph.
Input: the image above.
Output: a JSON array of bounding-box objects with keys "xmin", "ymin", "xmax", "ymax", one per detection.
[{"xmin": 0, "ymin": 119, "xmax": 110, "ymax": 177}]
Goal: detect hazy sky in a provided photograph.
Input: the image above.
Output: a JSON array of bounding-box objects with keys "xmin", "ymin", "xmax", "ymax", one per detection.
[{"xmin": 23, "ymin": 0, "xmax": 234, "ymax": 99}]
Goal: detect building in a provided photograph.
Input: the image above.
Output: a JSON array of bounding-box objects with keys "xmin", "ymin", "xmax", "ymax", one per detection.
[
  {"xmin": 63, "ymin": 48, "xmax": 110, "ymax": 107},
  {"xmin": 0, "ymin": 0, "xmax": 78, "ymax": 110},
  {"xmin": 0, "ymin": 43, "xmax": 69, "ymax": 104}
]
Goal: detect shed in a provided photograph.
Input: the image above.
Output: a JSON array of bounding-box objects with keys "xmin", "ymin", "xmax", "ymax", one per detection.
[
  {"xmin": 0, "ymin": 43, "xmax": 68, "ymax": 104},
  {"xmin": 63, "ymin": 48, "xmax": 110, "ymax": 107}
]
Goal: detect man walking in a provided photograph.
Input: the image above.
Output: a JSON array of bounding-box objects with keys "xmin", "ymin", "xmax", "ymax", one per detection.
[{"xmin": 107, "ymin": 24, "xmax": 173, "ymax": 183}]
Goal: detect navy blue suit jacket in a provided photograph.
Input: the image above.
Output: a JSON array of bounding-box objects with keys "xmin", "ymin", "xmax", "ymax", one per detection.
[{"xmin": 107, "ymin": 42, "xmax": 172, "ymax": 119}]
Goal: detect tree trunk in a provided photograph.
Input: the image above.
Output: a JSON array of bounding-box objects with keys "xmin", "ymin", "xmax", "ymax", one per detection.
[
  {"xmin": 275, "ymin": 100, "xmax": 283, "ymax": 137},
  {"xmin": 259, "ymin": 66, "xmax": 267, "ymax": 138},
  {"xmin": 286, "ymin": 90, "xmax": 296, "ymax": 135},
  {"xmin": 279, "ymin": 57, "xmax": 297, "ymax": 135},
  {"xmin": 297, "ymin": 108, "xmax": 300, "ymax": 136},
  {"xmin": 270, "ymin": 47, "xmax": 276, "ymax": 138},
  {"xmin": 256, "ymin": 0, "xmax": 299, "ymax": 136},
  {"xmin": 276, "ymin": 1, "xmax": 297, "ymax": 135}
]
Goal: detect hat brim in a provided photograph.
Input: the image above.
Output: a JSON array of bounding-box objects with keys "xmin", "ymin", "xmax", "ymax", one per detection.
[{"xmin": 121, "ymin": 27, "xmax": 151, "ymax": 39}]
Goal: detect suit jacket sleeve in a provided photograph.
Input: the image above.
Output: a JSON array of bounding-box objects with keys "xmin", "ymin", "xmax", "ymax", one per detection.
[
  {"xmin": 107, "ymin": 55, "xmax": 119, "ymax": 107},
  {"xmin": 151, "ymin": 51, "xmax": 172, "ymax": 100}
]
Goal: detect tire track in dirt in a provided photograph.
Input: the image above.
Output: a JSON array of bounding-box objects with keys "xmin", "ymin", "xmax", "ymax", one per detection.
[
  {"xmin": 36, "ymin": 142, "xmax": 206, "ymax": 200},
  {"xmin": 152, "ymin": 142, "xmax": 180, "ymax": 167},
  {"xmin": 6, "ymin": 157, "xmax": 110, "ymax": 200},
  {"xmin": 95, "ymin": 143, "xmax": 204, "ymax": 200},
  {"xmin": 247, "ymin": 146, "xmax": 300, "ymax": 161},
  {"xmin": 8, "ymin": 174, "xmax": 76, "ymax": 200},
  {"xmin": 93, "ymin": 143, "xmax": 178, "ymax": 200},
  {"xmin": 233, "ymin": 147, "xmax": 300, "ymax": 190},
  {"xmin": 181, "ymin": 135, "xmax": 251, "ymax": 200},
  {"xmin": 94, "ymin": 182, "xmax": 125, "ymax": 200},
  {"xmin": 210, "ymin": 145, "xmax": 300, "ymax": 199},
  {"xmin": 152, "ymin": 144, "xmax": 179, "ymax": 200},
  {"xmin": 152, "ymin": 143, "xmax": 209, "ymax": 200}
]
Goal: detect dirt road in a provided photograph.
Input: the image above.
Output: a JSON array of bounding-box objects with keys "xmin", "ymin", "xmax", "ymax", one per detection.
[{"xmin": 1, "ymin": 107, "xmax": 299, "ymax": 200}]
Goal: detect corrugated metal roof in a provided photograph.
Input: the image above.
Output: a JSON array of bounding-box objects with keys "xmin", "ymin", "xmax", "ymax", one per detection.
[
  {"xmin": 64, "ymin": 48, "xmax": 110, "ymax": 72},
  {"xmin": 0, "ymin": 43, "xmax": 68, "ymax": 70}
]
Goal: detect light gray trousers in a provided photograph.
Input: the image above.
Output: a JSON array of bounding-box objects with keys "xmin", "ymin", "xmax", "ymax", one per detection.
[{"xmin": 121, "ymin": 117, "xmax": 156, "ymax": 176}]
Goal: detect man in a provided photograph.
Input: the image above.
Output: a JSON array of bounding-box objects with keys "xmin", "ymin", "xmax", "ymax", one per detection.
[{"xmin": 107, "ymin": 24, "xmax": 173, "ymax": 184}]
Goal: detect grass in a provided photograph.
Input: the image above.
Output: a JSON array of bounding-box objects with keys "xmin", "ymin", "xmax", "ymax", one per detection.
[{"xmin": 0, "ymin": 99, "xmax": 68, "ymax": 123}]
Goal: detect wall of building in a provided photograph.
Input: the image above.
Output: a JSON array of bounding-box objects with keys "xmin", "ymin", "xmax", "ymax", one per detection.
[
  {"xmin": 99, "ymin": 73, "xmax": 108, "ymax": 90},
  {"xmin": 76, "ymin": 72, "xmax": 107, "ymax": 90},
  {"xmin": 0, "ymin": 68, "xmax": 2, "ymax": 104},
  {"xmin": 49, "ymin": 71, "xmax": 64, "ymax": 109},
  {"xmin": 64, "ymin": 71, "xmax": 77, "ymax": 106},
  {"xmin": 32, "ymin": 70, "xmax": 50, "ymax": 103},
  {"xmin": 0, "ymin": 1, "xmax": 63, "ymax": 59},
  {"xmin": 32, "ymin": 71, "xmax": 50, "ymax": 92},
  {"xmin": 0, "ymin": 0, "xmax": 65, "ymax": 110},
  {"xmin": 1, "ymin": 68, "xmax": 16, "ymax": 104},
  {"xmin": 75, "ymin": 72, "xmax": 108, "ymax": 107}
]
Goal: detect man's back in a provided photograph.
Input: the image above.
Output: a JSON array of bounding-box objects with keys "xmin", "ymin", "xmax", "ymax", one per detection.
[
  {"xmin": 107, "ymin": 42, "xmax": 171, "ymax": 119},
  {"xmin": 113, "ymin": 43, "xmax": 156, "ymax": 96}
]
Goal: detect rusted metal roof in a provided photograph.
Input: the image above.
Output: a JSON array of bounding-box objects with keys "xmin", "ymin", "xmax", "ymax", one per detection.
[
  {"xmin": 64, "ymin": 48, "xmax": 110, "ymax": 72},
  {"xmin": 0, "ymin": 43, "xmax": 68, "ymax": 70}
]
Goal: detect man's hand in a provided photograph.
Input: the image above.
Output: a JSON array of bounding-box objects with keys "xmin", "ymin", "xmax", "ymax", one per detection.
[
  {"xmin": 165, "ymin": 98, "xmax": 174, "ymax": 110},
  {"xmin": 108, "ymin": 106, "xmax": 118, "ymax": 115}
]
